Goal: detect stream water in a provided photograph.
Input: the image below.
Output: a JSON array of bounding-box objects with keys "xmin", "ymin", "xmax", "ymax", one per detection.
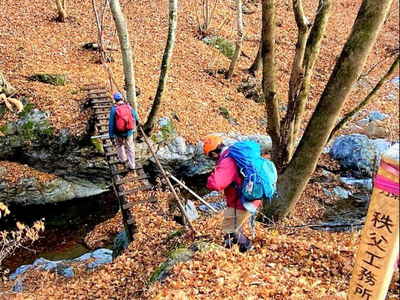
[{"xmin": 1, "ymin": 191, "xmax": 118, "ymax": 272}]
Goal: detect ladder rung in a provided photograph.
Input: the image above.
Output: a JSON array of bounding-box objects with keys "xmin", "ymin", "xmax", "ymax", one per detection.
[
  {"xmin": 92, "ymin": 100, "xmax": 112, "ymax": 105},
  {"xmin": 82, "ymin": 85, "xmax": 104, "ymax": 91},
  {"xmin": 93, "ymin": 104, "xmax": 112, "ymax": 109},
  {"xmin": 97, "ymin": 121, "xmax": 109, "ymax": 126},
  {"xmin": 89, "ymin": 95, "xmax": 110, "ymax": 100},
  {"xmin": 127, "ymin": 218, "xmax": 135, "ymax": 225},
  {"xmin": 122, "ymin": 202, "xmax": 134, "ymax": 210},
  {"xmin": 115, "ymin": 177, "xmax": 129, "ymax": 185},
  {"xmin": 96, "ymin": 116, "xmax": 109, "ymax": 120},
  {"xmin": 109, "ymin": 160, "xmax": 124, "ymax": 166},
  {"xmin": 111, "ymin": 168, "xmax": 129, "ymax": 176},
  {"xmin": 105, "ymin": 151, "xmax": 118, "ymax": 157},
  {"xmin": 118, "ymin": 185, "xmax": 153, "ymax": 196},
  {"xmin": 87, "ymin": 89, "xmax": 108, "ymax": 94}
]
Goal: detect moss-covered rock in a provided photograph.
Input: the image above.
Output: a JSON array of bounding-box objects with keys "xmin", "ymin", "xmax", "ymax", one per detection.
[
  {"xmin": 29, "ymin": 74, "xmax": 68, "ymax": 86},
  {"xmin": 149, "ymin": 241, "xmax": 221, "ymax": 283},
  {"xmin": 203, "ymin": 36, "xmax": 235, "ymax": 58},
  {"xmin": 112, "ymin": 230, "xmax": 130, "ymax": 259}
]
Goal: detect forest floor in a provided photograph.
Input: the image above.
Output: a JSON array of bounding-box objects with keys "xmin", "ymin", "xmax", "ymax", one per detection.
[{"xmin": 0, "ymin": 0, "xmax": 399, "ymax": 298}]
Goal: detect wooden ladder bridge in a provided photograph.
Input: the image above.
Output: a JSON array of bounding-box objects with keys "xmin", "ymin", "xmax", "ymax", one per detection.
[{"xmin": 83, "ymin": 84, "xmax": 153, "ymax": 243}]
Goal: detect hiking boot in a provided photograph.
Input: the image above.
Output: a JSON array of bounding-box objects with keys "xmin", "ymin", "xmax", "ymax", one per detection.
[
  {"xmin": 223, "ymin": 233, "xmax": 238, "ymax": 249},
  {"xmin": 237, "ymin": 233, "xmax": 253, "ymax": 253}
]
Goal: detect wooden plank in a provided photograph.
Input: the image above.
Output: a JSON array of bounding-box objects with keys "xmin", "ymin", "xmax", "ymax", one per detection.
[
  {"xmin": 93, "ymin": 104, "xmax": 112, "ymax": 109},
  {"xmin": 105, "ymin": 151, "xmax": 118, "ymax": 157},
  {"xmin": 88, "ymin": 95, "xmax": 110, "ymax": 100},
  {"xmin": 97, "ymin": 121, "xmax": 109, "ymax": 126},
  {"xmin": 118, "ymin": 185, "xmax": 153, "ymax": 196},
  {"xmin": 87, "ymin": 89, "xmax": 108, "ymax": 94},
  {"xmin": 122, "ymin": 202, "xmax": 134, "ymax": 210},
  {"xmin": 111, "ymin": 168, "xmax": 129, "ymax": 176},
  {"xmin": 82, "ymin": 85, "xmax": 104, "ymax": 91},
  {"xmin": 348, "ymin": 144, "xmax": 399, "ymax": 300}
]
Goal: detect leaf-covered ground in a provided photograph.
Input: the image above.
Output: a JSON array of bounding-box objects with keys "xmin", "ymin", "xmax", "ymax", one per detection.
[{"xmin": 0, "ymin": 0, "xmax": 399, "ymax": 298}]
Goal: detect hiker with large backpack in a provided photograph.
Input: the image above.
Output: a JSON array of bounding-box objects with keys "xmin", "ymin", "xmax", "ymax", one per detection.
[
  {"xmin": 108, "ymin": 92, "xmax": 139, "ymax": 171},
  {"xmin": 203, "ymin": 135, "xmax": 277, "ymax": 253}
]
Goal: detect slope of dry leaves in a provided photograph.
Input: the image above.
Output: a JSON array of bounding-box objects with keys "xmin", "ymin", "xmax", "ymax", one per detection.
[{"xmin": 0, "ymin": 0, "xmax": 399, "ymax": 299}]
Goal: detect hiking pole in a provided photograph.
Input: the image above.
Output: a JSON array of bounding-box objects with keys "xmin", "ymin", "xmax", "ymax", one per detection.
[
  {"xmin": 165, "ymin": 171, "xmax": 218, "ymax": 213},
  {"xmin": 138, "ymin": 126, "xmax": 197, "ymax": 234}
]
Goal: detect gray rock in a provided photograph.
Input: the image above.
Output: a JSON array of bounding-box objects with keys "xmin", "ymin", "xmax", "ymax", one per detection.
[
  {"xmin": 112, "ymin": 230, "xmax": 129, "ymax": 259},
  {"xmin": 153, "ymin": 133, "xmax": 273, "ymax": 178},
  {"xmin": 329, "ymin": 134, "xmax": 393, "ymax": 178},
  {"xmin": 356, "ymin": 118, "xmax": 370, "ymax": 127},
  {"xmin": 369, "ymin": 139, "xmax": 392, "ymax": 157},
  {"xmin": 10, "ymin": 265, "xmax": 33, "ymax": 280},
  {"xmin": 0, "ymin": 109, "xmax": 112, "ymax": 205},
  {"xmin": 10, "ymin": 248, "xmax": 113, "ymax": 281},
  {"xmin": 339, "ymin": 177, "xmax": 373, "ymax": 191},
  {"xmin": 28, "ymin": 74, "xmax": 67, "ymax": 86},
  {"xmin": 0, "ymin": 176, "xmax": 107, "ymax": 206},
  {"xmin": 391, "ymin": 76, "xmax": 400, "ymax": 87},
  {"xmin": 12, "ymin": 279, "xmax": 24, "ymax": 292},
  {"xmin": 368, "ymin": 111, "xmax": 388, "ymax": 122},
  {"xmin": 333, "ymin": 187, "xmax": 352, "ymax": 199}
]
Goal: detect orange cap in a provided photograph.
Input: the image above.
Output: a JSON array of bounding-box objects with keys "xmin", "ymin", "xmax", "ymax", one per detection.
[{"xmin": 203, "ymin": 135, "xmax": 223, "ymax": 155}]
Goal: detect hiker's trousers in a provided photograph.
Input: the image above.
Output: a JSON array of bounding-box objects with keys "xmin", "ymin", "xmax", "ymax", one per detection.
[
  {"xmin": 116, "ymin": 135, "xmax": 135, "ymax": 169},
  {"xmin": 222, "ymin": 207, "xmax": 251, "ymax": 233}
]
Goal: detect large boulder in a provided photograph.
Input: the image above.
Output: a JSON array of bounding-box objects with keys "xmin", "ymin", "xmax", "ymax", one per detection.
[
  {"xmin": 0, "ymin": 108, "xmax": 112, "ymax": 205},
  {"xmin": 0, "ymin": 177, "xmax": 107, "ymax": 206},
  {"xmin": 152, "ymin": 133, "xmax": 272, "ymax": 177},
  {"xmin": 329, "ymin": 134, "xmax": 393, "ymax": 178}
]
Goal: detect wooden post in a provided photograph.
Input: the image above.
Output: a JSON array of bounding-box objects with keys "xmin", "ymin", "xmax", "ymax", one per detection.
[{"xmin": 348, "ymin": 143, "xmax": 399, "ymax": 300}]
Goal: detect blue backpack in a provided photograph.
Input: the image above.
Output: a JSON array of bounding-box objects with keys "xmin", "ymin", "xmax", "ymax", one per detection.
[{"xmin": 228, "ymin": 141, "xmax": 277, "ymax": 204}]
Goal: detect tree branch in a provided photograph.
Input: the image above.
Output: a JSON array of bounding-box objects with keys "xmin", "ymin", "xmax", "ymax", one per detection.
[
  {"xmin": 329, "ymin": 54, "xmax": 399, "ymax": 140},
  {"xmin": 279, "ymin": 0, "xmax": 312, "ymax": 165}
]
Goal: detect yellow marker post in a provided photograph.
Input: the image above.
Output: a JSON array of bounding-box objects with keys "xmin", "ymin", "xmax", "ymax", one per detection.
[{"xmin": 348, "ymin": 143, "xmax": 399, "ymax": 300}]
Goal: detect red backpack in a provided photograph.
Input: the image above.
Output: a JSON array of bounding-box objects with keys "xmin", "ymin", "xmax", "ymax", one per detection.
[{"xmin": 115, "ymin": 103, "xmax": 135, "ymax": 132}]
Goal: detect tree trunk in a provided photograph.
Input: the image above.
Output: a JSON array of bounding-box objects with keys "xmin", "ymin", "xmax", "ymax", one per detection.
[
  {"xmin": 262, "ymin": 0, "xmax": 281, "ymax": 165},
  {"xmin": 55, "ymin": 0, "xmax": 67, "ymax": 22},
  {"xmin": 109, "ymin": 0, "xmax": 138, "ymax": 112},
  {"xmin": 144, "ymin": 0, "xmax": 178, "ymax": 133},
  {"xmin": 280, "ymin": 0, "xmax": 331, "ymax": 167},
  {"xmin": 248, "ymin": 41, "xmax": 262, "ymax": 76},
  {"xmin": 0, "ymin": 71, "xmax": 16, "ymax": 97},
  {"xmin": 279, "ymin": 0, "xmax": 311, "ymax": 166},
  {"xmin": 329, "ymin": 54, "xmax": 399, "ymax": 141},
  {"xmin": 226, "ymin": 0, "xmax": 244, "ymax": 79},
  {"xmin": 264, "ymin": 0, "xmax": 393, "ymax": 218}
]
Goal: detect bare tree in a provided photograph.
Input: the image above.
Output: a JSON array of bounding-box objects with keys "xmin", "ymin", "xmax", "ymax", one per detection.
[
  {"xmin": 196, "ymin": 0, "xmax": 220, "ymax": 37},
  {"xmin": 261, "ymin": 0, "xmax": 394, "ymax": 219},
  {"xmin": 55, "ymin": 0, "xmax": 68, "ymax": 22},
  {"xmin": 144, "ymin": 0, "xmax": 178, "ymax": 133},
  {"xmin": 108, "ymin": 0, "xmax": 137, "ymax": 112},
  {"xmin": 226, "ymin": 0, "xmax": 244, "ymax": 79}
]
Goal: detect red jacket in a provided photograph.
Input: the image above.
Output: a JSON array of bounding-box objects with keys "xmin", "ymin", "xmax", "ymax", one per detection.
[{"xmin": 206, "ymin": 150, "xmax": 262, "ymax": 210}]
